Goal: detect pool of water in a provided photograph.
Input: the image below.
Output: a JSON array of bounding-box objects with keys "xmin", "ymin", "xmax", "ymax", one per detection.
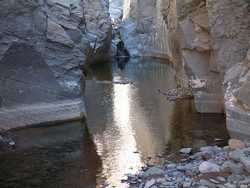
[{"xmin": 0, "ymin": 58, "xmax": 229, "ymax": 188}]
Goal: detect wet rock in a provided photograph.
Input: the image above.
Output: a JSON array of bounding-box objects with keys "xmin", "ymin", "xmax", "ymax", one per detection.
[{"xmin": 199, "ymin": 161, "xmax": 220, "ymax": 173}]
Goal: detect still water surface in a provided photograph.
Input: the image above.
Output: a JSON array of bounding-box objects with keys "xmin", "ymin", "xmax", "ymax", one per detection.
[{"xmin": 0, "ymin": 58, "xmax": 229, "ymax": 188}]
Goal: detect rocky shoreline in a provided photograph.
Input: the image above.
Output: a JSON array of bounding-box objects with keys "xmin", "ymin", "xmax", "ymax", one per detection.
[{"xmin": 125, "ymin": 139, "xmax": 250, "ymax": 188}]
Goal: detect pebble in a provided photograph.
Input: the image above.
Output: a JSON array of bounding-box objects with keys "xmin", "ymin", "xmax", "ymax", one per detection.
[
  {"xmin": 240, "ymin": 185, "xmax": 248, "ymax": 188},
  {"xmin": 125, "ymin": 141, "xmax": 250, "ymax": 188},
  {"xmin": 229, "ymin": 149, "xmax": 245, "ymax": 162},
  {"xmin": 180, "ymin": 148, "xmax": 192, "ymax": 155},
  {"xmin": 199, "ymin": 161, "xmax": 220, "ymax": 173},
  {"xmin": 143, "ymin": 167, "xmax": 165, "ymax": 178},
  {"xmin": 221, "ymin": 160, "xmax": 243, "ymax": 174},
  {"xmin": 240, "ymin": 157, "xmax": 250, "ymax": 173},
  {"xmin": 144, "ymin": 179, "xmax": 155, "ymax": 188},
  {"xmin": 224, "ymin": 183, "xmax": 237, "ymax": 188},
  {"xmin": 217, "ymin": 176, "xmax": 226, "ymax": 182},
  {"xmin": 183, "ymin": 181, "xmax": 192, "ymax": 187}
]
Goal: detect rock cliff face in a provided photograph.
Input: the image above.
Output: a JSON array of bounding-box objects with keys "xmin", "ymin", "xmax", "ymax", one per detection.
[
  {"xmin": 175, "ymin": 0, "xmax": 250, "ymax": 138},
  {"xmin": 120, "ymin": 0, "xmax": 172, "ymax": 58},
  {"xmin": 0, "ymin": 0, "xmax": 111, "ymax": 128},
  {"xmin": 122, "ymin": 0, "xmax": 250, "ymax": 138}
]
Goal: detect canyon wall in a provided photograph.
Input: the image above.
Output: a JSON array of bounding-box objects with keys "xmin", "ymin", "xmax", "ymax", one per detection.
[
  {"xmin": 176, "ymin": 0, "xmax": 250, "ymax": 138},
  {"xmin": 0, "ymin": 0, "xmax": 111, "ymax": 129},
  {"xmin": 122, "ymin": 0, "xmax": 250, "ymax": 138}
]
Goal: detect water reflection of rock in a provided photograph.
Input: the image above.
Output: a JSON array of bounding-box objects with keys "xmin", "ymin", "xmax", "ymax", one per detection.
[
  {"xmin": 0, "ymin": 123, "xmax": 102, "ymax": 188},
  {"xmin": 168, "ymin": 101, "xmax": 229, "ymax": 152}
]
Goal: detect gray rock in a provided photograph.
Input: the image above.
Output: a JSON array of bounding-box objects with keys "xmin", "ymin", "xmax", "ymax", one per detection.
[
  {"xmin": 144, "ymin": 179, "xmax": 155, "ymax": 188},
  {"xmin": 183, "ymin": 181, "xmax": 192, "ymax": 188},
  {"xmin": 240, "ymin": 157, "xmax": 250, "ymax": 173},
  {"xmin": 180, "ymin": 148, "xmax": 192, "ymax": 155},
  {"xmin": 224, "ymin": 183, "xmax": 237, "ymax": 188},
  {"xmin": 229, "ymin": 149, "xmax": 245, "ymax": 162},
  {"xmin": 143, "ymin": 167, "xmax": 165, "ymax": 178},
  {"xmin": 47, "ymin": 19, "xmax": 74, "ymax": 47},
  {"xmin": 199, "ymin": 161, "xmax": 220, "ymax": 173},
  {"xmin": 217, "ymin": 176, "xmax": 226, "ymax": 182},
  {"xmin": 221, "ymin": 161, "xmax": 244, "ymax": 174},
  {"xmin": 199, "ymin": 179, "xmax": 216, "ymax": 188}
]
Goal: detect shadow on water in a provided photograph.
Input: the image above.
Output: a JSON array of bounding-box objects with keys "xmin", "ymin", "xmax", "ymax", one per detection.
[
  {"xmin": 0, "ymin": 58, "xmax": 229, "ymax": 188},
  {"xmin": 0, "ymin": 122, "xmax": 102, "ymax": 188}
]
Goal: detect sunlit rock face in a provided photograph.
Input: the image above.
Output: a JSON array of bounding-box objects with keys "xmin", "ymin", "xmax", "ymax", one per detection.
[
  {"xmin": 0, "ymin": 0, "xmax": 111, "ymax": 127},
  {"xmin": 123, "ymin": 0, "xmax": 250, "ymax": 137},
  {"xmin": 120, "ymin": 0, "xmax": 177, "ymax": 59},
  {"xmin": 175, "ymin": 0, "xmax": 250, "ymax": 137}
]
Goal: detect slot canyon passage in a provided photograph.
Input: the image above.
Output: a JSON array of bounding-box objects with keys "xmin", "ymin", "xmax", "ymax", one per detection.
[{"xmin": 0, "ymin": 0, "xmax": 250, "ymax": 188}]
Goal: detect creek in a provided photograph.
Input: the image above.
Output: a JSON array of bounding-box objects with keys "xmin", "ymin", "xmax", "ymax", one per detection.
[{"xmin": 0, "ymin": 58, "xmax": 229, "ymax": 188}]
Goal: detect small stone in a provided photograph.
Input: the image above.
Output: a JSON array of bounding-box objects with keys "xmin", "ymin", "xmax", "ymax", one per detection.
[
  {"xmin": 199, "ymin": 161, "xmax": 220, "ymax": 173},
  {"xmin": 9, "ymin": 141, "xmax": 15, "ymax": 146},
  {"xmin": 228, "ymin": 174, "xmax": 244, "ymax": 183},
  {"xmin": 240, "ymin": 157, "xmax": 250, "ymax": 173},
  {"xmin": 229, "ymin": 149, "xmax": 245, "ymax": 162},
  {"xmin": 180, "ymin": 148, "xmax": 192, "ymax": 155},
  {"xmin": 221, "ymin": 161, "xmax": 243, "ymax": 174},
  {"xmin": 209, "ymin": 178, "xmax": 220, "ymax": 184},
  {"xmin": 224, "ymin": 183, "xmax": 236, "ymax": 188},
  {"xmin": 183, "ymin": 181, "xmax": 192, "ymax": 188},
  {"xmin": 229, "ymin": 139, "xmax": 246, "ymax": 150},
  {"xmin": 217, "ymin": 176, "xmax": 226, "ymax": 182},
  {"xmin": 240, "ymin": 185, "xmax": 248, "ymax": 188},
  {"xmin": 143, "ymin": 167, "xmax": 165, "ymax": 178},
  {"xmin": 144, "ymin": 179, "xmax": 155, "ymax": 188},
  {"xmin": 200, "ymin": 146, "xmax": 214, "ymax": 152},
  {"xmin": 166, "ymin": 163, "xmax": 177, "ymax": 169},
  {"xmin": 199, "ymin": 179, "xmax": 215, "ymax": 188}
]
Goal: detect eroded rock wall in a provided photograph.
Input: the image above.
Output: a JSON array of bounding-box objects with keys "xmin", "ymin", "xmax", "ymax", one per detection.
[
  {"xmin": 177, "ymin": 0, "xmax": 250, "ymax": 137},
  {"xmin": 0, "ymin": 0, "xmax": 111, "ymax": 128},
  {"xmin": 120, "ymin": 0, "xmax": 176, "ymax": 59},
  {"xmin": 123, "ymin": 0, "xmax": 250, "ymax": 137}
]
